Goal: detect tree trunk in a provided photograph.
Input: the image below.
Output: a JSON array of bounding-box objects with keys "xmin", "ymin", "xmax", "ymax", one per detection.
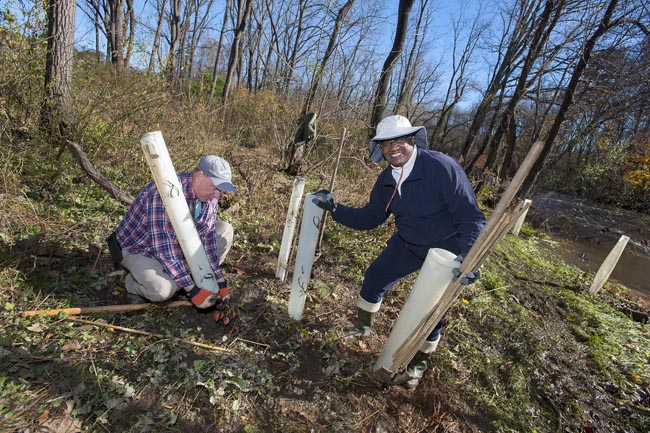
[
  {"xmin": 369, "ymin": 0, "xmax": 415, "ymax": 136},
  {"xmin": 461, "ymin": 0, "xmax": 536, "ymax": 165},
  {"xmin": 165, "ymin": 0, "xmax": 182, "ymax": 80},
  {"xmin": 210, "ymin": 0, "xmax": 231, "ymax": 102},
  {"xmin": 222, "ymin": 0, "xmax": 254, "ymax": 103},
  {"xmin": 42, "ymin": 0, "xmax": 76, "ymax": 134},
  {"xmin": 284, "ymin": 0, "xmax": 307, "ymax": 94},
  {"xmin": 148, "ymin": 0, "xmax": 167, "ymax": 74},
  {"xmin": 485, "ymin": 0, "xmax": 563, "ymax": 177},
  {"xmin": 394, "ymin": 0, "xmax": 428, "ymax": 114},
  {"xmin": 302, "ymin": 0, "xmax": 355, "ymax": 114}
]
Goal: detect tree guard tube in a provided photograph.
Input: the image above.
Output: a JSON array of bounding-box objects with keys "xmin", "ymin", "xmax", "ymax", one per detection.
[
  {"xmin": 374, "ymin": 248, "xmax": 459, "ymax": 374},
  {"xmin": 288, "ymin": 192, "xmax": 325, "ymax": 320},
  {"xmin": 276, "ymin": 177, "xmax": 306, "ymax": 281},
  {"xmin": 140, "ymin": 131, "xmax": 219, "ymax": 293}
]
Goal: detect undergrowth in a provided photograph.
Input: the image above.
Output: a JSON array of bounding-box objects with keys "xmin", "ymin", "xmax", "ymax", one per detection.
[{"xmin": 0, "ymin": 48, "xmax": 648, "ymax": 432}]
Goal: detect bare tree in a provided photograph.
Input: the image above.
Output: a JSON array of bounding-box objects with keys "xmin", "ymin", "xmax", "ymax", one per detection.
[
  {"xmin": 369, "ymin": 0, "xmax": 415, "ymax": 135},
  {"xmin": 79, "ymin": 0, "xmax": 134, "ymax": 72},
  {"xmin": 460, "ymin": 0, "xmax": 538, "ymax": 166},
  {"xmin": 302, "ymin": 0, "xmax": 356, "ymax": 114},
  {"xmin": 427, "ymin": 8, "xmax": 483, "ymax": 150},
  {"xmin": 482, "ymin": 0, "xmax": 565, "ymax": 178},
  {"xmin": 210, "ymin": 0, "xmax": 231, "ymax": 103},
  {"xmin": 164, "ymin": 0, "xmax": 182, "ymax": 80},
  {"xmin": 222, "ymin": 0, "xmax": 254, "ymax": 102},
  {"xmin": 148, "ymin": 0, "xmax": 168, "ymax": 74},
  {"xmin": 520, "ymin": 0, "xmax": 646, "ymax": 197},
  {"xmin": 394, "ymin": 0, "xmax": 430, "ymax": 114}
]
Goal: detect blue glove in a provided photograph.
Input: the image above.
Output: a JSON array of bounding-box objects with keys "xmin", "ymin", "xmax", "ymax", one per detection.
[
  {"xmin": 311, "ymin": 189, "xmax": 337, "ymax": 213},
  {"xmin": 452, "ymin": 255, "xmax": 481, "ymax": 285}
]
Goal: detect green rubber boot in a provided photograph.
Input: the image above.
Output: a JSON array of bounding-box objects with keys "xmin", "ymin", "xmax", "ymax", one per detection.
[
  {"xmin": 392, "ymin": 350, "xmax": 430, "ymax": 389},
  {"xmin": 344, "ymin": 308, "xmax": 376, "ymax": 338}
]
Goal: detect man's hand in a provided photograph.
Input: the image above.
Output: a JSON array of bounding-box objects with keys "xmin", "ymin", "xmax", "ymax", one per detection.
[
  {"xmin": 312, "ymin": 189, "xmax": 337, "ymax": 213},
  {"xmin": 187, "ymin": 286, "xmax": 218, "ymax": 309},
  {"xmin": 452, "ymin": 255, "xmax": 481, "ymax": 285}
]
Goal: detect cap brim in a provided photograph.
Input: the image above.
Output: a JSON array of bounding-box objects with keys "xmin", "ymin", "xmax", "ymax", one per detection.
[{"xmin": 210, "ymin": 179, "xmax": 236, "ymax": 192}]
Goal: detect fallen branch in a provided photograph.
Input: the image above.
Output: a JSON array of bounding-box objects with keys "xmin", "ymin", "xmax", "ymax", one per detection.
[
  {"xmin": 67, "ymin": 139, "xmax": 134, "ymax": 206},
  {"xmin": 20, "ymin": 300, "xmax": 192, "ymax": 317},
  {"xmin": 66, "ymin": 317, "xmax": 232, "ymax": 353}
]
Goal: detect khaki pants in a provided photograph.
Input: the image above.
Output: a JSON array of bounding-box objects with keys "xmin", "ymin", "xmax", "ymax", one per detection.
[{"xmin": 121, "ymin": 221, "xmax": 233, "ymax": 302}]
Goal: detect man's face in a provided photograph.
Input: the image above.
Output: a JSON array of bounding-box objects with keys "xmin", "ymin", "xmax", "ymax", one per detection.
[
  {"xmin": 379, "ymin": 135, "xmax": 415, "ymax": 167},
  {"xmin": 193, "ymin": 171, "xmax": 222, "ymax": 202}
]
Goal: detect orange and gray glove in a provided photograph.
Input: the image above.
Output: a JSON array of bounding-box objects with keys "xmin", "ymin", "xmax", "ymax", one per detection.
[{"xmin": 187, "ymin": 285, "xmax": 219, "ymax": 309}]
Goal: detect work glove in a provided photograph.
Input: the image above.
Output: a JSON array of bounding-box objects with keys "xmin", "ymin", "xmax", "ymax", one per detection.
[
  {"xmin": 452, "ymin": 255, "xmax": 481, "ymax": 285},
  {"xmin": 311, "ymin": 189, "xmax": 337, "ymax": 213},
  {"xmin": 187, "ymin": 286, "xmax": 219, "ymax": 309}
]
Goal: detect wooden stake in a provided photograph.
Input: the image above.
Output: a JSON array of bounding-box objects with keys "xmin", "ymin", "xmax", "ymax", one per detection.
[
  {"xmin": 66, "ymin": 317, "xmax": 232, "ymax": 353},
  {"xmin": 589, "ymin": 234, "xmax": 630, "ymax": 295},
  {"xmin": 317, "ymin": 128, "xmax": 348, "ymax": 253},
  {"xmin": 20, "ymin": 300, "xmax": 192, "ymax": 317}
]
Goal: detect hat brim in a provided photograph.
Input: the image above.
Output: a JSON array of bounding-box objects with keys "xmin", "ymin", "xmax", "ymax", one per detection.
[
  {"xmin": 369, "ymin": 126, "xmax": 428, "ymax": 162},
  {"xmin": 210, "ymin": 178, "xmax": 236, "ymax": 192},
  {"xmin": 371, "ymin": 125, "xmax": 424, "ymax": 142}
]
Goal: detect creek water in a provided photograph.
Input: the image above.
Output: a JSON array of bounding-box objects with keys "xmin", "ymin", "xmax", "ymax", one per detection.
[
  {"xmin": 545, "ymin": 235, "xmax": 650, "ymax": 298},
  {"xmin": 529, "ymin": 192, "xmax": 650, "ymax": 299}
]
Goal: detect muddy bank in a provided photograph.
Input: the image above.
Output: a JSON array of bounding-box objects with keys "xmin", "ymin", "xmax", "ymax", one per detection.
[{"xmin": 528, "ymin": 191, "xmax": 650, "ymax": 297}]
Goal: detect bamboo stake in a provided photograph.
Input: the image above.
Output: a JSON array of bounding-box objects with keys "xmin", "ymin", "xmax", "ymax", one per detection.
[
  {"xmin": 66, "ymin": 317, "xmax": 232, "ymax": 353},
  {"xmin": 385, "ymin": 141, "xmax": 545, "ymax": 375},
  {"xmin": 317, "ymin": 128, "xmax": 348, "ymax": 253},
  {"xmin": 20, "ymin": 300, "xmax": 192, "ymax": 317}
]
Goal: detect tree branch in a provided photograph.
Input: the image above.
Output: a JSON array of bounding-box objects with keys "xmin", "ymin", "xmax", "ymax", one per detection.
[{"xmin": 67, "ymin": 139, "xmax": 134, "ymax": 206}]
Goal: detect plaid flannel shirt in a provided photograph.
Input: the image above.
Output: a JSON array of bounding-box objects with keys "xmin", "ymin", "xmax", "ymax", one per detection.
[{"xmin": 115, "ymin": 172, "xmax": 224, "ymax": 291}]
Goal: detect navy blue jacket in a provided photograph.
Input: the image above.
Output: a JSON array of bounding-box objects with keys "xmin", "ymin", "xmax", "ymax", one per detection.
[{"xmin": 332, "ymin": 148, "xmax": 485, "ymax": 257}]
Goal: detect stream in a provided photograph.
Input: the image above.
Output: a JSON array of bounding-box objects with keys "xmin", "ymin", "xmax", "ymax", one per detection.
[{"xmin": 529, "ymin": 192, "xmax": 650, "ymax": 298}]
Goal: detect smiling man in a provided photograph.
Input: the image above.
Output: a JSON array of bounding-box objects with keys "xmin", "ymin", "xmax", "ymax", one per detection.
[
  {"xmin": 313, "ymin": 115, "xmax": 486, "ymax": 389},
  {"xmin": 108, "ymin": 155, "xmax": 235, "ymax": 316}
]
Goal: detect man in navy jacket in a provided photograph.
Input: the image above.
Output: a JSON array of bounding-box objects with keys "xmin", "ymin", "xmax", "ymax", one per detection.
[{"xmin": 314, "ymin": 115, "xmax": 485, "ymax": 389}]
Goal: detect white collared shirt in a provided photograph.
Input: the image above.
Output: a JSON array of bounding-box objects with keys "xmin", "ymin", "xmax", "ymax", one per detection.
[{"xmin": 391, "ymin": 146, "xmax": 417, "ymax": 195}]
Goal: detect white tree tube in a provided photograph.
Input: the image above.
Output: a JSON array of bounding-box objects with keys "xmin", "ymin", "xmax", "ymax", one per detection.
[
  {"xmin": 276, "ymin": 177, "xmax": 306, "ymax": 281},
  {"xmin": 140, "ymin": 131, "xmax": 218, "ymax": 293},
  {"xmin": 288, "ymin": 193, "xmax": 325, "ymax": 320},
  {"xmin": 373, "ymin": 248, "xmax": 459, "ymax": 373},
  {"xmin": 589, "ymin": 234, "xmax": 630, "ymax": 295},
  {"xmin": 511, "ymin": 199, "xmax": 532, "ymax": 236}
]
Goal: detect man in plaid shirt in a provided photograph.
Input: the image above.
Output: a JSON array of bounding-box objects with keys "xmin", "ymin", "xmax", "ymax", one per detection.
[{"xmin": 109, "ymin": 156, "xmax": 235, "ymax": 310}]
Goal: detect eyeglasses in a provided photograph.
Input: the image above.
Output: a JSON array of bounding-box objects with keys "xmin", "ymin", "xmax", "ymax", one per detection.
[{"xmin": 379, "ymin": 136, "xmax": 412, "ymax": 149}]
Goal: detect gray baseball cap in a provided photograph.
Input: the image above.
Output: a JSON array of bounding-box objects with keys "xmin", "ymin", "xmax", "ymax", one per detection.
[{"xmin": 197, "ymin": 155, "xmax": 236, "ymax": 192}]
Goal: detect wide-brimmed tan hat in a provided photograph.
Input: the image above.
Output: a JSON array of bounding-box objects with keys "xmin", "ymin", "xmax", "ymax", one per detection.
[{"xmin": 369, "ymin": 115, "xmax": 427, "ymax": 162}]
